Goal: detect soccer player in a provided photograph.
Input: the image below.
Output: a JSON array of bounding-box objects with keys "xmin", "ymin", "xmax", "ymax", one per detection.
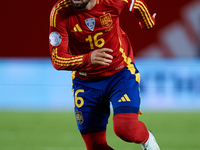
[{"xmin": 49, "ymin": 0, "xmax": 160, "ymax": 149}]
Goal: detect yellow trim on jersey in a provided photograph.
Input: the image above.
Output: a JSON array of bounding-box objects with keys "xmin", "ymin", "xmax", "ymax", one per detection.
[
  {"xmin": 51, "ymin": 48, "xmax": 83, "ymax": 67},
  {"xmin": 133, "ymin": 0, "xmax": 154, "ymax": 29},
  {"xmin": 119, "ymin": 47, "xmax": 136, "ymax": 74},
  {"xmin": 118, "ymin": 37, "xmax": 142, "ymax": 115},
  {"xmin": 50, "ymin": 7, "xmax": 56, "ymax": 27},
  {"xmin": 135, "ymin": 72, "xmax": 140, "ymax": 83},
  {"xmin": 118, "ymin": 37, "xmax": 140, "ymax": 83},
  {"xmin": 72, "ymin": 71, "xmax": 76, "ymax": 80},
  {"xmin": 122, "ymin": 0, "xmax": 128, "ymax": 3},
  {"xmin": 50, "ymin": 0, "xmax": 72, "ymax": 27}
]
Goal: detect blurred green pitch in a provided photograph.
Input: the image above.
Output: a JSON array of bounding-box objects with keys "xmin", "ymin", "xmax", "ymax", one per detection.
[{"xmin": 0, "ymin": 111, "xmax": 200, "ymax": 150}]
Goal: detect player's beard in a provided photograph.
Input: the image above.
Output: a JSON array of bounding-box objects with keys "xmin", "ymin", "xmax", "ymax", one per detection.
[{"xmin": 72, "ymin": 0, "xmax": 90, "ymax": 9}]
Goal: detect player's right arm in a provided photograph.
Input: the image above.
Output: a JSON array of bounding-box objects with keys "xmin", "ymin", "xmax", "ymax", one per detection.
[{"xmin": 49, "ymin": 6, "xmax": 92, "ymax": 71}]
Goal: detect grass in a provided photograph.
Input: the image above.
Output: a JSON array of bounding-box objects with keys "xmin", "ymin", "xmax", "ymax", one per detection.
[{"xmin": 0, "ymin": 111, "xmax": 200, "ymax": 150}]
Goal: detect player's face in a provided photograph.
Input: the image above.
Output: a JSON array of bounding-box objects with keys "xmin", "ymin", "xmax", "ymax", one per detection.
[{"xmin": 72, "ymin": 0, "xmax": 90, "ymax": 9}]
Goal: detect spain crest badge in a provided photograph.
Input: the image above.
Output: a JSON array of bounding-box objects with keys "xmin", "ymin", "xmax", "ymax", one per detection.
[
  {"xmin": 76, "ymin": 110, "xmax": 84, "ymax": 125},
  {"xmin": 99, "ymin": 13, "xmax": 113, "ymax": 28}
]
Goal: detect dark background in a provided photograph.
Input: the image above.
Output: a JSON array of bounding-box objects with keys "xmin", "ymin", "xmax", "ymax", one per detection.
[{"xmin": 0, "ymin": 0, "xmax": 193, "ymax": 57}]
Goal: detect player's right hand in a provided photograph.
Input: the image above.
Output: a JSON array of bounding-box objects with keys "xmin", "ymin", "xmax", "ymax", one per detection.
[{"xmin": 90, "ymin": 48, "xmax": 113, "ymax": 66}]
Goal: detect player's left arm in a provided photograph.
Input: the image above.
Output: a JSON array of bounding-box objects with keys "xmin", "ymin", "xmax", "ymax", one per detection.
[{"xmin": 129, "ymin": 0, "xmax": 156, "ymax": 30}]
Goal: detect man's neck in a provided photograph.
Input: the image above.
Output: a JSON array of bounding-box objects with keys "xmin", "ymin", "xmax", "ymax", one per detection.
[{"xmin": 82, "ymin": 0, "xmax": 97, "ymax": 11}]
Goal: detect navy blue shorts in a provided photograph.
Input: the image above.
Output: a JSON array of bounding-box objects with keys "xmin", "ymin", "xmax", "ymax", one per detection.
[{"xmin": 72, "ymin": 64, "xmax": 141, "ymax": 134}]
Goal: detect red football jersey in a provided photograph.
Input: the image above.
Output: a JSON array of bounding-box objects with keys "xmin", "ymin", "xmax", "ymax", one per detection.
[{"xmin": 49, "ymin": 0, "xmax": 155, "ymax": 80}]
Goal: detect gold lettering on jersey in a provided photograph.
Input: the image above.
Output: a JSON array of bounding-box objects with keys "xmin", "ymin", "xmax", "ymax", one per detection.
[{"xmin": 99, "ymin": 13, "xmax": 113, "ymax": 28}]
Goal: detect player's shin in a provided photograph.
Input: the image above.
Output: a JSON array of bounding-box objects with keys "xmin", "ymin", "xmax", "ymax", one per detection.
[{"xmin": 81, "ymin": 130, "xmax": 114, "ymax": 150}]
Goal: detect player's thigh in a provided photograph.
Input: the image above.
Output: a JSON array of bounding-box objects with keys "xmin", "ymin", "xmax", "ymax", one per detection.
[
  {"xmin": 72, "ymin": 79, "xmax": 110, "ymax": 131},
  {"xmin": 110, "ymin": 71, "xmax": 141, "ymax": 115}
]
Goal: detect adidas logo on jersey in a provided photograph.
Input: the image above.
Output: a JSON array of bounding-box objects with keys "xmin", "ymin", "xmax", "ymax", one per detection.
[
  {"xmin": 71, "ymin": 24, "xmax": 82, "ymax": 32},
  {"xmin": 118, "ymin": 94, "xmax": 131, "ymax": 102}
]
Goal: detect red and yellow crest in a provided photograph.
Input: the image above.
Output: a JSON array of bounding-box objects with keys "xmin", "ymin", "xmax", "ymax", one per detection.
[{"xmin": 99, "ymin": 13, "xmax": 113, "ymax": 28}]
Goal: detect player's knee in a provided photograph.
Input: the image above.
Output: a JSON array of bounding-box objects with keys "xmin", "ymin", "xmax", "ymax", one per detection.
[
  {"xmin": 113, "ymin": 120, "xmax": 140, "ymax": 142},
  {"xmin": 113, "ymin": 113, "xmax": 144, "ymax": 143}
]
